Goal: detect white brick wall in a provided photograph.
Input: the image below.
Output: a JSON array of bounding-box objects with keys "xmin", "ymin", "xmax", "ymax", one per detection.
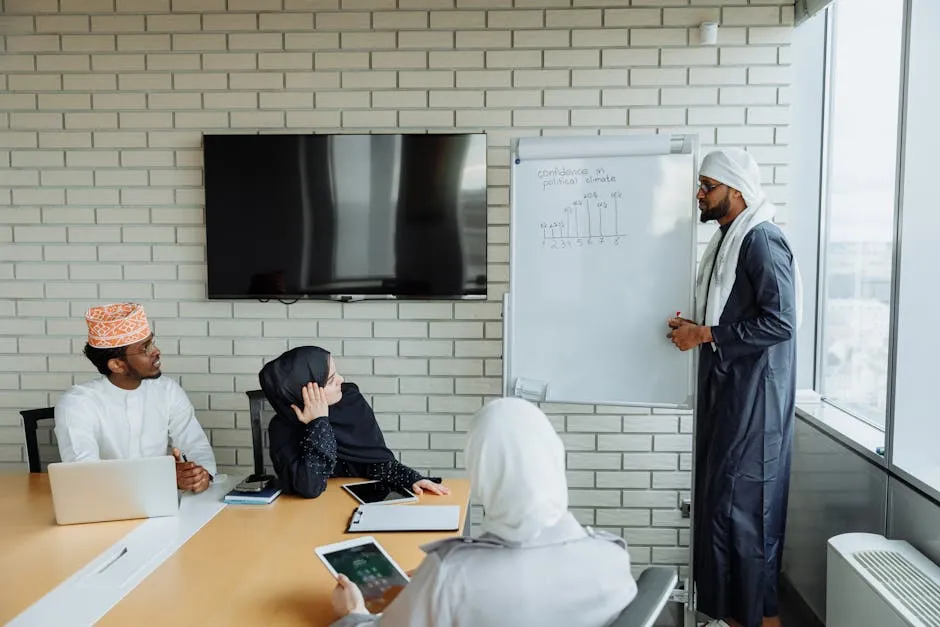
[{"xmin": 0, "ymin": 0, "xmax": 793, "ymax": 577}]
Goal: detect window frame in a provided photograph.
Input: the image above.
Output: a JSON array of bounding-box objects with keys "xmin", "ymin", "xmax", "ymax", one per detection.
[
  {"xmin": 815, "ymin": 0, "xmax": 907, "ymax": 433},
  {"xmin": 797, "ymin": 0, "xmax": 940, "ymax": 503}
]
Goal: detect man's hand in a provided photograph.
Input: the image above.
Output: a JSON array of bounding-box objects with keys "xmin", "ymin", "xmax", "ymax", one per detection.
[
  {"xmin": 667, "ymin": 317, "xmax": 712, "ymax": 352},
  {"xmin": 173, "ymin": 448, "xmax": 211, "ymax": 493},
  {"xmin": 290, "ymin": 381, "xmax": 329, "ymax": 425},
  {"xmin": 331, "ymin": 574, "xmax": 368, "ymax": 617},
  {"xmin": 412, "ymin": 479, "xmax": 450, "ymax": 496}
]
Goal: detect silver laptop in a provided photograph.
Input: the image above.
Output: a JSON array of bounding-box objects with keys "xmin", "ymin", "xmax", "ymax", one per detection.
[{"xmin": 48, "ymin": 456, "xmax": 179, "ymax": 525}]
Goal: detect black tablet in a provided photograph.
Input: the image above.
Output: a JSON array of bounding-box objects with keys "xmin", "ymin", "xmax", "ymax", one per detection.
[{"xmin": 341, "ymin": 480, "xmax": 418, "ymax": 505}]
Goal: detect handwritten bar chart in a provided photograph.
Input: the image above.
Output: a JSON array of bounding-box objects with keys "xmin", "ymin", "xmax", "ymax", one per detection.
[{"xmin": 540, "ymin": 192, "xmax": 629, "ymax": 241}]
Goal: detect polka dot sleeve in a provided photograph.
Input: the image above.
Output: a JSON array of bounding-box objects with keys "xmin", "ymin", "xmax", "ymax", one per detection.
[{"xmin": 291, "ymin": 418, "xmax": 337, "ymax": 498}]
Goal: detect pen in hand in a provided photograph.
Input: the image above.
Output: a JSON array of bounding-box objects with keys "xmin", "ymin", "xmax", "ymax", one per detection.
[{"xmin": 173, "ymin": 448, "xmax": 210, "ymax": 492}]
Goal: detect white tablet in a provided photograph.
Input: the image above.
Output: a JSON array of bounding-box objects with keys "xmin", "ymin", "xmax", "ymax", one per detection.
[
  {"xmin": 342, "ymin": 479, "xmax": 418, "ymax": 506},
  {"xmin": 315, "ymin": 536, "xmax": 411, "ymax": 614}
]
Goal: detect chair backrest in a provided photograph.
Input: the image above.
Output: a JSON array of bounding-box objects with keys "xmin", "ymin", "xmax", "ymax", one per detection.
[
  {"xmin": 20, "ymin": 407, "xmax": 55, "ymax": 473},
  {"xmin": 245, "ymin": 390, "xmax": 275, "ymax": 479},
  {"xmin": 608, "ymin": 566, "xmax": 678, "ymax": 627}
]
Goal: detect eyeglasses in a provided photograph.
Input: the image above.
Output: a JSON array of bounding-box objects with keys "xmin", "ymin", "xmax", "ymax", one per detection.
[
  {"xmin": 698, "ymin": 180, "xmax": 725, "ymax": 194},
  {"xmin": 125, "ymin": 338, "xmax": 157, "ymax": 357}
]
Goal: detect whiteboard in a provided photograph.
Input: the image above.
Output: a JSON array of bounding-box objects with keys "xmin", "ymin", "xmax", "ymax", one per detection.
[{"xmin": 504, "ymin": 134, "xmax": 698, "ymax": 408}]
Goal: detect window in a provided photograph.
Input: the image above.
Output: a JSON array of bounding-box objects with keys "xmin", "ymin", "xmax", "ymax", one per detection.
[
  {"xmin": 887, "ymin": 0, "xmax": 940, "ymax": 496},
  {"xmin": 819, "ymin": 0, "xmax": 905, "ymax": 429}
]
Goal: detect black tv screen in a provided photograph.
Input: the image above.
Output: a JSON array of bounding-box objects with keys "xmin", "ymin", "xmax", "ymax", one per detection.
[{"xmin": 203, "ymin": 133, "xmax": 487, "ymax": 299}]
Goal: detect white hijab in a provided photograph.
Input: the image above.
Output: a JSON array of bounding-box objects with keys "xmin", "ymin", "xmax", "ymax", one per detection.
[
  {"xmin": 465, "ymin": 397, "xmax": 568, "ymax": 544},
  {"xmin": 693, "ymin": 149, "xmax": 803, "ymax": 330}
]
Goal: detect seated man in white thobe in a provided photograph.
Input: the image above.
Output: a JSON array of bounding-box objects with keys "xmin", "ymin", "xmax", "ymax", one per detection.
[{"xmin": 55, "ymin": 302, "xmax": 217, "ymax": 493}]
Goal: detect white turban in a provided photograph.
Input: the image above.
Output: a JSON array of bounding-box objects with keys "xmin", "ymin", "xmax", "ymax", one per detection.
[
  {"xmin": 699, "ymin": 148, "xmax": 766, "ymax": 208},
  {"xmin": 465, "ymin": 397, "xmax": 568, "ymax": 544}
]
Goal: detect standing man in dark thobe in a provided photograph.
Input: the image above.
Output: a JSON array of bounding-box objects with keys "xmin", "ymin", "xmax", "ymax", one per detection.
[{"xmin": 667, "ymin": 149, "xmax": 802, "ymax": 627}]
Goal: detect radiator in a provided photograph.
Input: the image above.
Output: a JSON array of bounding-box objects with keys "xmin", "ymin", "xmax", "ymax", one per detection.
[{"xmin": 827, "ymin": 533, "xmax": 940, "ymax": 627}]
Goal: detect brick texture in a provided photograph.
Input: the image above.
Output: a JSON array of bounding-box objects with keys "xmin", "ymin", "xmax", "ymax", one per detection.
[{"xmin": 0, "ymin": 0, "xmax": 792, "ymax": 578}]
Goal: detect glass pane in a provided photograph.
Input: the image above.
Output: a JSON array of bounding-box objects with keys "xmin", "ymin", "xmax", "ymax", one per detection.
[{"xmin": 820, "ymin": 0, "xmax": 904, "ymax": 428}]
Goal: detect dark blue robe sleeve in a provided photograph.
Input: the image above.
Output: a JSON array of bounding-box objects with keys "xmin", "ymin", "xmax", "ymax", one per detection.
[{"xmin": 710, "ymin": 227, "xmax": 797, "ymax": 362}]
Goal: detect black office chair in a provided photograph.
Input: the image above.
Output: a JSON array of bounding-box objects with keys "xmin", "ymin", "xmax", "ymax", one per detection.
[
  {"xmin": 20, "ymin": 407, "xmax": 55, "ymax": 473},
  {"xmin": 245, "ymin": 390, "xmax": 276, "ymax": 485}
]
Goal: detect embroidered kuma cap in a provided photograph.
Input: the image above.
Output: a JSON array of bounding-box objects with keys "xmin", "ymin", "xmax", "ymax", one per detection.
[{"xmin": 85, "ymin": 303, "xmax": 151, "ymax": 349}]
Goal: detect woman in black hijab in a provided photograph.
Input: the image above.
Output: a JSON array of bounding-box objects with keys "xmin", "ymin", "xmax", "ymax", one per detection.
[{"xmin": 260, "ymin": 346, "xmax": 450, "ymax": 499}]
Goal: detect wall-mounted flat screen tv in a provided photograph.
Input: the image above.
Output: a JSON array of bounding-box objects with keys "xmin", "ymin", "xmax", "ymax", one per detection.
[{"xmin": 203, "ymin": 133, "xmax": 487, "ymax": 300}]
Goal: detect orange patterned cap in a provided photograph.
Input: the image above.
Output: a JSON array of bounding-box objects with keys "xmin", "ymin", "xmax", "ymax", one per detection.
[{"xmin": 85, "ymin": 303, "xmax": 151, "ymax": 349}]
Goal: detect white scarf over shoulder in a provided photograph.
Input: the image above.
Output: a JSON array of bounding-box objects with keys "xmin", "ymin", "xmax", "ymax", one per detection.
[{"xmin": 693, "ymin": 149, "xmax": 803, "ymax": 330}]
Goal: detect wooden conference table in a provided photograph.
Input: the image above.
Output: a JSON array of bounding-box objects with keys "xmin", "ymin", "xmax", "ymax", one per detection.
[
  {"xmin": 0, "ymin": 473, "xmax": 470, "ymax": 627},
  {"xmin": 0, "ymin": 473, "xmax": 142, "ymax": 624}
]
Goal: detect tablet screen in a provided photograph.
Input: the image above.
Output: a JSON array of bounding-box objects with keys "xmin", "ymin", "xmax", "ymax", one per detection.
[
  {"xmin": 345, "ymin": 481, "xmax": 413, "ymax": 504},
  {"xmin": 322, "ymin": 542, "xmax": 409, "ymax": 613}
]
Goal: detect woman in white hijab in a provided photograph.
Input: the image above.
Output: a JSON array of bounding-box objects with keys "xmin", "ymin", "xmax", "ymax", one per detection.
[{"xmin": 330, "ymin": 397, "xmax": 638, "ymax": 627}]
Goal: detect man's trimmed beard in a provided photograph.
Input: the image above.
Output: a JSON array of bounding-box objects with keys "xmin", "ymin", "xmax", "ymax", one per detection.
[
  {"xmin": 699, "ymin": 190, "xmax": 732, "ymax": 223},
  {"xmin": 125, "ymin": 360, "xmax": 162, "ymax": 381}
]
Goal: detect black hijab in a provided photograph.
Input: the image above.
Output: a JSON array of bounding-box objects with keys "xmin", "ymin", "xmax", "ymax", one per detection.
[{"xmin": 260, "ymin": 346, "xmax": 395, "ymax": 464}]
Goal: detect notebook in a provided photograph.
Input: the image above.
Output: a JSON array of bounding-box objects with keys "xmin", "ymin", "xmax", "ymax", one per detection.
[
  {"xmin": 346, "ymin": 504, "xmax": 461, "ymax": 533},
  {"xmin": 224, "ymin": 479, "xmax": 282, "ymax": 505}
]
